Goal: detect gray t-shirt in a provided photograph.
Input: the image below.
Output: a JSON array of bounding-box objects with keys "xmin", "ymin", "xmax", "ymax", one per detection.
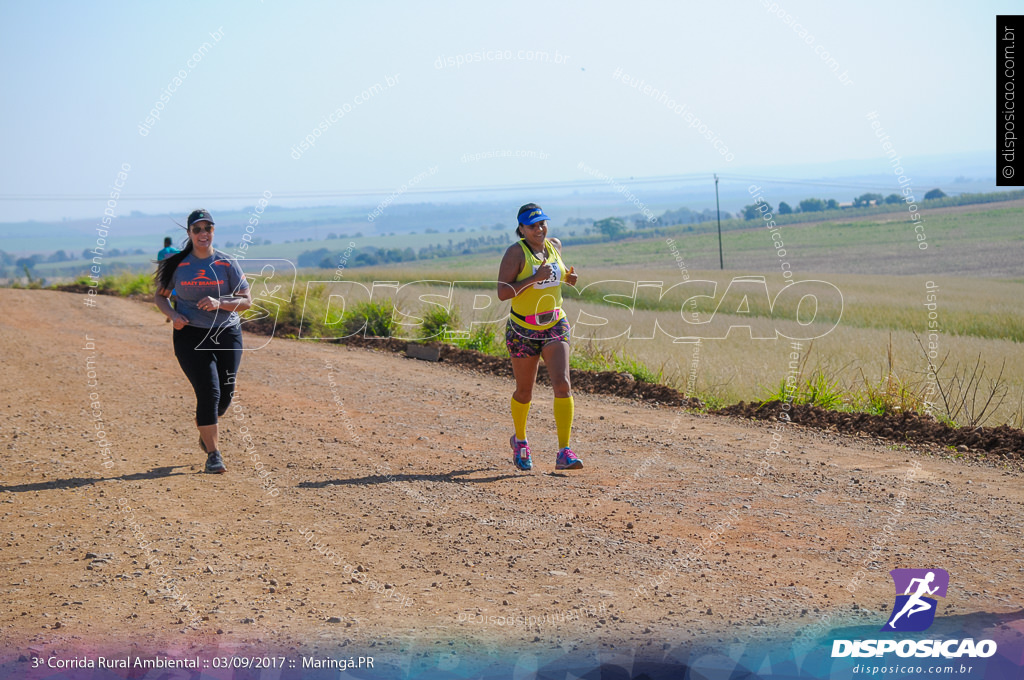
[{"xmin": 171, "ymin": 250, "xmax": 249, "ymax": 329}]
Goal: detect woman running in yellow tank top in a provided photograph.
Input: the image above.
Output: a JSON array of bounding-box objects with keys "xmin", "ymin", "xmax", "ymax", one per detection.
[{"xmin": 497, "ymin": 203, "xmax": 582, "ymax": 471}]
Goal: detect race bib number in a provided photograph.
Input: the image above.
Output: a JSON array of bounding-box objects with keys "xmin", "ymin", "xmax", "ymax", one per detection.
[{"xmin": 532, "ymin": 260, "xmax": 562, "ymax": 289}]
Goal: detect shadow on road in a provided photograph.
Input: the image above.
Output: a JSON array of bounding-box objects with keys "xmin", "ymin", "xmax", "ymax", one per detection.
[
  {"xmin": 0, "ymin": 465, "xmax": 190, "ymax": 493},
  {"xmin": 298, "ymin": 468, "xmax": 521, "ymax": 488}
]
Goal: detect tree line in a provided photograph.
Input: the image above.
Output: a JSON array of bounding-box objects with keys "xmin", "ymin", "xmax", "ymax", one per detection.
[
  {"xmin": 296, "ymin": 233, "xmax": 513, "ymax": 269},
  {"xmin": 740, "ymin": 189, "xmax": 947, "ymax": 220}
]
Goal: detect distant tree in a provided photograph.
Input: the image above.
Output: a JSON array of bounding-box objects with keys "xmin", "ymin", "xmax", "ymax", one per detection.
[
  {"xmin": 565, "ymin": 217, "xmax": 595, "ymax": 227},
  {"xmin": 924, "ymin": 188, "xmax": 947, "ymax": 200},
  {"xmin": 799, "ymin": 198, "xmax": 825, "ymax": 213},
  {"xmin": 853, "ymin": 193, "xmax": 884, "ymax": 208},
  {"xmin": 825, "ymin": 199, "xmax": 839, "ymax": 210},
  {"xmin": 15, "ymin": 257, "xmax": 36, "ymax": 272},
  {"xmin": 424, "ymin": 228, "xmax": 438, "ymax": 234},
  {"xmin": 742, "ymin": 202, "xmax": 772, "ymax": 220},
  {"xmin": 885, "ymin": 193, "xmax": 902, "ymax": 204},
  {"xmin": 492, "ymin": 223, "xmax": 506, "ymax": 231},
  {"xmin": 741, "ymin": 204, "xmax": 771, "ymax": 220},
  {"xmin": 594, "ymin": 217, "xmax": 627, "ymax": 239},
  {"xmin": 297, "ymin": 248, "xmax": 331, "ymax": 268},
  {"xmin": 778, "ymin": 201, "xmax": 793, "ymax": 215},
  {"xmin": 327, "ymin": 232, "xmax": 338, "ymax": 239},
  {"xmin": 47, "ymin": 250, "xmax": 70, "ymax": 263}
]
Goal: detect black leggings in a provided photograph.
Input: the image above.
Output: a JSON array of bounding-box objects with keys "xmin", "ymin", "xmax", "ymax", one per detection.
[{"xmin": 172, "ymin": 324, "xmax": 243, "ymax": 427}]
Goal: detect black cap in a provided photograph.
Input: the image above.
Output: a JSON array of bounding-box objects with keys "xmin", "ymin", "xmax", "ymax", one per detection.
[{"xmin": 187, "ymin": 209, "xmax": 215, "ymax": 227}]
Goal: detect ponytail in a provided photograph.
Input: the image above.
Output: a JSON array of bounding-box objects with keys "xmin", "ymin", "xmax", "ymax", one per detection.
[{"xmin": 154, "ymin": 229, "xmax": 193, "ymax": 292}]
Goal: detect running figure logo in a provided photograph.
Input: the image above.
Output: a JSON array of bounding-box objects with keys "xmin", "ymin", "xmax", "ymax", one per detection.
[{"xmin": 882, "ymin": 568, "xmax": 949, "ymax": 632}]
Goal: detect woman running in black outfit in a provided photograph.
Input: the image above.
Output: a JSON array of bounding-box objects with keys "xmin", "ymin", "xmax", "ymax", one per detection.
[{"xmin": 154, "ymin": 209, "xmax": 251, "ymax": 473}]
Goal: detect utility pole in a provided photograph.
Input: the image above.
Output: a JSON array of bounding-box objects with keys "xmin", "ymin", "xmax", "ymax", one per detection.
[{"xmin": 714, "ymin": 173, "xmax": 724, "ymax": 270}]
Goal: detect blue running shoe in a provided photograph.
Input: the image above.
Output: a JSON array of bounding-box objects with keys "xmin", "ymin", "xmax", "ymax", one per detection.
[
  {"xmin": 205, "ymin": 450, "xmax": 227, "ymax": 474},
  {"xmin": 510, "ymin": 435, "xmax": 532, "ymax": 471},
  {"xmin": 555, "ymin": 447, "xmax": 583, "ymax": 470}
]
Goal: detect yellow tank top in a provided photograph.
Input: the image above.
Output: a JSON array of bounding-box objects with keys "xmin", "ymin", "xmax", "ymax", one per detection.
[{"xmin": 510, "ymin": 239, "xmax": 567, "ymax": 331}]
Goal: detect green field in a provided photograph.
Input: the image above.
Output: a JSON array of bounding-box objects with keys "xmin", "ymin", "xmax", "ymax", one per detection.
[
  {"xmin": 290, "ymin": 200, "xmax": 1024, "ymax": 427},
  {"xmin": 25, "ymin": 197, "xmax": 1024, "ymax": 281},
  {"xmin": 25, "ymin": 199, "xmax": 1024, "ymax": 427}
]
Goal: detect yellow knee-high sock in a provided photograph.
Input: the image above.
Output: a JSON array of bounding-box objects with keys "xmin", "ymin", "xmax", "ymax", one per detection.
[
  {"xmin": 511, "ymin": 398, "xmax": 531, "ymax": 441},
  {"xmin": 553, "ymin": 396, "xmax": 575, "ymax": 449}
]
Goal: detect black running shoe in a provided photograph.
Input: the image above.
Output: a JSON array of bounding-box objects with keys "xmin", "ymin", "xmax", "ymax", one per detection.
[{"xmin": 205, "ymin": 450, "xmax": 226, "ymax": 474}]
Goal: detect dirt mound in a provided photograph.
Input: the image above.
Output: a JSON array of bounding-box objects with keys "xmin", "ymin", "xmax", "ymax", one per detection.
[
  {"xmin": 715, "ymin": 400, "xmax": 1023, "ymax": 460},
  {"xmin": 333, "ymin": 339, "xmax": 703, "ymax": 407}
]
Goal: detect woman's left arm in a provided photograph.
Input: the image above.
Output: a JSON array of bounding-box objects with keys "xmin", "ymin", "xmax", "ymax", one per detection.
[
  {"xmin": 549, "ymin": 238, "xmax": 578, "ymax": 285},
  {"xmin": 216, "ymin": 287, "xmax": 252, "ymax": 313},
  {"xmin": 218, "ymin": 262, "xmax": 253, "ymax": 312},
  {"xmin": 196, "ymin": 288, "xmax": 252, "ymax": 313}
]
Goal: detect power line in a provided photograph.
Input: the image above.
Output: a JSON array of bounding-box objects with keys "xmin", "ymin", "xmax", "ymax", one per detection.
[
  {"xmin": 0, "ymin": 171, "xmax": 965, "ymax": 203},
  {"xmin": 0, "ymin": 172, "xmax": 715, "ymax": 203},
  {"xmin": 715, "ymin": 174, "xmax": 939, "ymax": 193}
]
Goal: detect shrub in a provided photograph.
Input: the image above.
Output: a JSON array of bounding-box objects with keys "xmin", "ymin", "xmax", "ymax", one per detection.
[
  {"xmin": 454, "ymin": 324, "xmax": 503, "ymax": 355},
  {"xmin": 613, "ymin": 354, "xmax": 663, "ymax": 384},
  {"xmin": 344, "ymin": 299, "xmax": 396, "ymax": 338},
  {"xmin": 419, "ymin": 305, "xmax": 461, "ymax": 342}
]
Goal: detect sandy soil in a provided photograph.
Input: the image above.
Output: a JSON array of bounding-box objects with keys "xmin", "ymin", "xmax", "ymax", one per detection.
[{"xmin": 1, "ymin": 288, "xmax": 1022, "ymax": 661}]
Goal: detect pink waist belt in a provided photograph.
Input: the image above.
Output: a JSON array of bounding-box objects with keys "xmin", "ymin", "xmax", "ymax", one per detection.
[{"xmin": 510, "ymin": 308, "xmax": 560, "ymax": 325}]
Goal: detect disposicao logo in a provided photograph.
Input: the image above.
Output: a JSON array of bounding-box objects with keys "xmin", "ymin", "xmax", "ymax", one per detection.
[
  {"xmin": 883, "ymin": 568, "xmax": 948, "ymax": 632},
  {"xmin": 831, "ymin": 568, "xmax": 997, "ymax": 659}
]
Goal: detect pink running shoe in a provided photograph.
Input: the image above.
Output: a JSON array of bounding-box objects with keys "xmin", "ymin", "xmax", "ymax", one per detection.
[
  {"xmin": 556, "ymin": 447, "xmax": 583, "ymax": 470},
  {"xmin": 510, "ymin": 435, "xmax": 532, "ymax": 471}
]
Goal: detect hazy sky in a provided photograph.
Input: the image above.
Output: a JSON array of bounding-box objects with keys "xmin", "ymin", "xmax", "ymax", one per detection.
[{"xmin": 0, "ymin": 0, "xmax": 1006, "ymax": 221}]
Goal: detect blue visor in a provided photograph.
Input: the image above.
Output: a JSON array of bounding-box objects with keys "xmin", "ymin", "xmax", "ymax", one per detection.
[{"xmin": 518, "ymin": 208, "xmax": 550, "ymax": 225}]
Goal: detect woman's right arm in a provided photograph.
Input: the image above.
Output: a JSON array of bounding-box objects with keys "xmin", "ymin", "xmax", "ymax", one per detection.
[
  {"xmin": 155, "ymin": 288, "xmax": 188, "ymax": 329},
  {"xmin": 497, "ymin": 245, "xmax": 545, "ymax": 301}
]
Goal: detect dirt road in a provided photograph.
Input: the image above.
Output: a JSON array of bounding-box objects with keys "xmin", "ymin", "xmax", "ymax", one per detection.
[{"xmin": 1, "ymin": 288, "xmax": 1022, "ymax": 662}]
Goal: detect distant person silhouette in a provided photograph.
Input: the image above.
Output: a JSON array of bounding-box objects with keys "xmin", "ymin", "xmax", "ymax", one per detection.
[
  {"xmin": 158, "ymin": 236, "xmax": 179, "ymax": 262},
  {"xmin": 887, "ymin": 571, "xmax": 939, "ymax": 628},
  {"xmin": 157, "ymin": 237, "xmax": 181, "ymax": 322}
]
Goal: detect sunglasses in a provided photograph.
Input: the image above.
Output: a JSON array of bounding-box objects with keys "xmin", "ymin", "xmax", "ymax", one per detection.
[{"xmin": 190, "ymin": 224, "xmax": 214, "ymax": 234}]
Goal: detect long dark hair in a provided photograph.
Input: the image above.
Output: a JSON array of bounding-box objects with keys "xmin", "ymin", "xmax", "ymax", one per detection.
[{"xmin": 154, "ymin": 225, "xmax": 193, "ymax": 292}]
